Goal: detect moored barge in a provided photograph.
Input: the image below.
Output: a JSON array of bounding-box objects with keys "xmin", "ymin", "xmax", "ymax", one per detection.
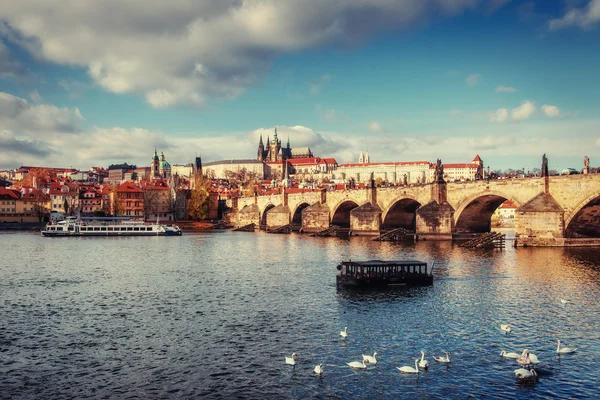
[{"xmin": 336, "ymin": 260, "xmax": 434, "ymax": 288}]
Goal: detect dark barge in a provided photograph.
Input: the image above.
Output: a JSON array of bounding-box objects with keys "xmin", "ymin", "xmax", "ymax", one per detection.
[{"xmin": 336, "ymin": 260, "xmax": 434, "ymax": 288}]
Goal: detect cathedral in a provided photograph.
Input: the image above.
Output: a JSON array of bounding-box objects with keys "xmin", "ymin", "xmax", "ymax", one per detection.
[
  {"xmin": 151, "ymin": 148, "xmax": 171, "ymax": 179},
  {"xmin": 257, "ymin": 127, "xmax": 313, "ymax": 162}
]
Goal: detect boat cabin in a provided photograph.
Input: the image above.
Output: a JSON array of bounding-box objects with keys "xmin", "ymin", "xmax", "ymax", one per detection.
[{"xmin": 336, "ymin": 260, "xmax": 433, "ymax": 288}]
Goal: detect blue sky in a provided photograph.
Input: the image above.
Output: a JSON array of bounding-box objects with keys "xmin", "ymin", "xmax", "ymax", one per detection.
[{"xmin": 1, "ymin": 0, "xmax": 599, "ymax": 172}]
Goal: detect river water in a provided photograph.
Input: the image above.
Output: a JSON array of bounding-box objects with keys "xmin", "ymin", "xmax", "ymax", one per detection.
[{"xmin": 1, "ymin": 231, "xmax": 599, "ymax": 399}]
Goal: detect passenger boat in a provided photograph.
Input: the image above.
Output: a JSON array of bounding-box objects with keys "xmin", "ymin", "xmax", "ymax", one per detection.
[
  {"xmin": 336, "ymin": 260, "xmax": 434, "ymax": 288},
  {"xmin": 41, "ymin": 216, "xmax": 182, "ymax": 237}
]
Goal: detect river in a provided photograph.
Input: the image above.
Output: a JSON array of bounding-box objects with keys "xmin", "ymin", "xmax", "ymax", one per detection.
[{"xmin": 1, "ymin": 231, "xmax": 599, "ymax": 399}]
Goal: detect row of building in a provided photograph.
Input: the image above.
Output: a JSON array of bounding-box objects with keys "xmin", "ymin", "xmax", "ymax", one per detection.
[{"xmin": 201, "ymin": 130, "xmax": 485, "ymax": 185}]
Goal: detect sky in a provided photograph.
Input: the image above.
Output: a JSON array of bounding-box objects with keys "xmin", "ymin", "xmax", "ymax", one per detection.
[{"xmin": 1, "ymin": 0, "xmax": 599, "ymax": 172}]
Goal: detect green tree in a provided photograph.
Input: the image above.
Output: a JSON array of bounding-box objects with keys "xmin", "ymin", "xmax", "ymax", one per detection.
[{"xmin": 186, "ymin": 175, "xmax": 211, "ymax": 220}]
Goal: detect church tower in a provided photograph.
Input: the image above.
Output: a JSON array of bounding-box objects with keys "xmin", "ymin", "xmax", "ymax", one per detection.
[
  {"xmin": 359, "ymin": 150, "xmax": 365, "ymax": 164},
  {"xmin": 365, "ymin": 151, "xmax": 370, "ymax": 164},
  {"xmin": 257, "ymin": 135, "xmax": 265, "ymax": 161},
  {"xmin": 152, "ymin": 147, "xmax": 160, "ymax": 177}
]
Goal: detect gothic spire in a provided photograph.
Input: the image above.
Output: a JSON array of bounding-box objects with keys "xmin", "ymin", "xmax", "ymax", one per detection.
[{"xmin": 259, "ymin": 134, "xmax": 263, "ymax": 145}]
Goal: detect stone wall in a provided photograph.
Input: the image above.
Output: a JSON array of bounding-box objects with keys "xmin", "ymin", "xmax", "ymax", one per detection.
[
  {"xmin": 350, "ymin": 203, "xmax": 382, "ymax": 235},
  {"xmin": 515, "ymin": 210, "xmax": 565, "ymax": 246},
  {"xmin": 265, "ymin": 205, "xmax": 290, "ymax": 228},
  {"xmin": 237, "ymin": 204, "xmax": 260, "ymax": 227},
  {"xmin": 301, "ymin": 203, "xmax": 330, "ymax": 233},
  {"xmin": 415, "ymin": 201, "xmax": 454, "ymax": 240}
]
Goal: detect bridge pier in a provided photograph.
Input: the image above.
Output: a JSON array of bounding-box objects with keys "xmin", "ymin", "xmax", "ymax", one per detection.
[
  {"xmin": 514, "ymin": 192, "xmax": 565, "ymax": 247},
  {"xmin": 237, "ymin": 204, "xmax": 260, "ymax": 228},
  {"xmin": 349, "ymin": 203, "xmax": 382, "ymax": 236},
  {"xmin": 415, "ymin": 201, "xmax": 455, "ymax": 240},
  {"xmin": 265, "ymin": 205, "xmax": 291, "ymax": 230},
  {"xmin": 301, "ymin": 203, "xmax": 330, "ymax": 233}
]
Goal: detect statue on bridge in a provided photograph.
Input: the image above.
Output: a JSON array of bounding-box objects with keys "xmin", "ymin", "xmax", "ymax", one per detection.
[
  {"xmin": 403, "ymin": 173, "xmax": 408, "ymax": 186},
  {"xmin": 542, "ymin": 154, "xmax": 549, "ymax": 177},
  {"xmin": 434, "ymin": 159, "xmax": 445, "ymax": 183},
  {"xmin": 584, "ymin": 156, "xmax": 590, "ymax": 174}
]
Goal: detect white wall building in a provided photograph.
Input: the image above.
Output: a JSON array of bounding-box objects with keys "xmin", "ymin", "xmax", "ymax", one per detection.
[
  {"xmin": 334, "ymin": 161, "xmax": 431, "ymax": 184},
  {"xmin": 203, "ymin": 160, "xmax": 265, "ymax": 180}
]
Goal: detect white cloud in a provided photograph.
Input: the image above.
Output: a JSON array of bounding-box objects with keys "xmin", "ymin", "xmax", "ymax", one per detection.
[
  {"xmin": 511, "ymin": 100, "xmax": 536, "ymax": 121},
  {"xmin": 309, "ymin": 74, "xmax": 331, "ymax": 95},
  {"xmin": 465, "ymin": 73, "xmax": 482, "ymax": 87},
  {"xmin": 467, "ymin": 135, "xmax": 515, "ymax": 150},
  {"xmin": 541, "ymin": 104, "xmax": 561, "ymax": 118},
  {"xmin": 29, "ymin": 89, "xmax": 42, "ymax": 103},
  {"xmin": 0, "ymin": 91, "xmax": 83, "ymax": 134},
  {"xmin": 549, "ymin": 0, "xmax": 600, "ymax": 30},
  {"xmin": 495, "ymin": 85, "xmax": 517, "ymax": 93},
  {"xmin": 490, "ymin": 108, "xmax": 509, "ymax": 123},
  {"xmin": 367, "ymin": 121, "xmax": 386, "ymax": 133},
  {"xmin": 0, "ymin": 1, "xmax": 486, "ymax": 108}
]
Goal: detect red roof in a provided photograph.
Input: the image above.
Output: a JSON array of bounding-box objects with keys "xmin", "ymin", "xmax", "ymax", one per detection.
[
  {"xmin": 0, "ymin": 188, "xmax": 19, "ymax": 199},
  {"xmin": 117, "ymin": 182, "xmax": 143, "ymax": 193},
  {"xmin": 322, "ymin": 158, "xmax": 338, "ymax": 164},
  {"xmin": 288, "ymin": 157, "xmax": 322, "ymax": 165},
  {"xmin": 500, "ymin": 200, "xmax": 517, "ymax": 209},
  {"xmin": 432, "ymin": 163, "xmax": 478, "ymax": 169},
  {"xmin": 473, "ymin": 154, "xmax": 482, "ymax": 162}
]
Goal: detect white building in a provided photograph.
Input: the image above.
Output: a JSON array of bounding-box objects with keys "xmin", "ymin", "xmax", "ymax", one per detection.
[
  {"xmin": 203, "ymin": 160, "xmax": 265, "ymax": 180},
  {"xmin": 429, "ymin": 155, "xmax": 483, "ymax": 182},
  {"xmin": 334, "ymin": 161, "xmax": 431, "ymax": 184}
]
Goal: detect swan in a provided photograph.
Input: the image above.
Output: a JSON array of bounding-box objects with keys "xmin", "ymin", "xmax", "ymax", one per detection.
[
  {"xmin": 560, "ymin": 299, "xmax": 569, "ymax": 304},
  {"xmin": 501, "ymin": 324, "xmax": 512, "ymax": 333},
  {"xmin": 340, "ymin": 327, "xmax": 348, "ymax": 339},
  {"xmin": 397, "ymin": 359, "xmax": 419, "ymax": 374},
  {"xmin": 285, "ymin": 353, "xmax": 297, "ymax": 366},
  {"xmin": 314, "ymin": 364, "xmax": 323, "ymax": 375},
  {"xmin": 362, "ymin": 352, "xmax": 378, "ymax": 365},
  {"xmin": 500, "ymin": 350, "xmax": 521, "ymax": 359},
  {"xmin": 347, "ymin": 360, "xmax": 367, "ymax": 369},
  {"xmin": 514, "ymin": 368, "xmax": 537, "ymax": 381},
  {"xmin": 556, "ymin": 340, "xmax": 577, "ymax": 354},
  {"xmin": 433, "ymin": 352, "xmax": 450, "ymax": 363},
  {"xmin": 527, "ymin": 352, "xmax": 540, "ymax": 365},
  {"xmin": 418, "ymin": 351, "xmax": 429, "ymax": 370},
  {"xmin": 516, "ymin": 349, "xmax": 531, "ymax": 366}
]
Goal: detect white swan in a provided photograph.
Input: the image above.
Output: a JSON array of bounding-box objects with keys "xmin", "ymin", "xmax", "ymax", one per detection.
[
  {"xmin": 418, "ymin": 351, "xmax": 429, "ymax": 370},
  {"xmin": 347, "ymin": 360, "xmax": 367, "ymax": 369},
  {"xmin": 515, "ymin": 368, "xmax": 537, "ymax": 381},
  {"xmin": 516, "ymin": 349, "xmax": 531, "ymax": 366},
  {"xmin": 397, "ymin": 359, "xmax": 419, "ymax": 374},
  {"xmin": 556, "ymin": 340, "xmax": 577, "ymax": 354},
  {"xmin": 314, "ymin": 364, "xmax": 323, "ymax": 375},
  {"xmin": 560, "ymin": 299, "xmax": 569, "ymax": 304},
  {"xmin": 500, "ymin": 350, "xmax": 520, "ymax": 359},
  {"xmin": 285, "ymin": 353, "xmax": 297, "ymax": 366},
  {"xmin": 340, "ymin": 327, "xmax": 348, "ymax": 339},
  {"xmin": 527, "ymin": 352, "xmax": 540, "ymax": 365},
  {"xmin": 501, "ymin": 324, "xmax": 512, "ymax": 333},
  {"xmin": 433, "ymin": 352, "xmax": 450, "ymax": 363},
  {"xmin": 362, "ymin": 352, "xmax": 378, "ymax": 365}
]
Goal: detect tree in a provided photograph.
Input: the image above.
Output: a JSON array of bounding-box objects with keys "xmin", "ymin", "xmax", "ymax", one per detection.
[
  {"xmin": 64, "ymin": 198, "xmax": 70, "ymax": 215},
  {"xmin": 186, "ymin": 175, "xmax": 212, "ymax": 220},
  {"xmin": 31, "ymin": 190, "xmax": 49, "ymax": 222},
  {"xmin": 108, "ymin": 185, "xmax": 124, "ymax": 216},
  {"xmin": 143, "ymin": 189, "xmax": 159, "ymax": 221}
]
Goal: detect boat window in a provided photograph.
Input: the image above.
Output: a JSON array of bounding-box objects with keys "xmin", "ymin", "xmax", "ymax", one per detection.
[
  {"xmin": 134, "ymin": 227, "xmax": 139, "ymax": 231},
  {"xmin": 101, "ymin": 227, "xmax": 107, "ymax": 231}
]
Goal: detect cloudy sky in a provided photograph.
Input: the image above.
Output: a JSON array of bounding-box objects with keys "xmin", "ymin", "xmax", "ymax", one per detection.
[{"xmin": 1, "ymin": 0, "xmax": 599, "ymax": 172}]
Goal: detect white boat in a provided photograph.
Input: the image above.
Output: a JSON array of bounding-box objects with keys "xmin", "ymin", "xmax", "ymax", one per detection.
[{"xmin": 41, "ymin": 217, "xmax": 182, "ymax": 237}]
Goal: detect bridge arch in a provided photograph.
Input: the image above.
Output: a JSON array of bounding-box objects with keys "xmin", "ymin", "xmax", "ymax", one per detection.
[
  {"xmin": 331, "ymin": 200, "xmax": 360, "ymax": 228},
  {"xmin": 564, "ymin": 191, "xmax": 600, "ymax": 237},
  {"xmin": 381, "ymin": 196, "xmax": 422, "ymax": 231},
  {"xmin": 454, "ymin": 191, "xmax": 521, "ymax": 233},
  {"xmin": 292, "ymin": 202, "xmax": 311, "ymax": 225},
  {"xmin": 260, "ymin": 203, "xmax": 275, "ymax": 227}
]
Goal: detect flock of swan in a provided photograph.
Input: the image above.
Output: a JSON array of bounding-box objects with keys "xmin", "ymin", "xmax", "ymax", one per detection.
[
  {"xmin": 284, "ymin": 326, "xmax": 453, "ymax": 376},
  {"xmin": 284, "ymin": 320, "xmax": 578, "ymax": 383}
]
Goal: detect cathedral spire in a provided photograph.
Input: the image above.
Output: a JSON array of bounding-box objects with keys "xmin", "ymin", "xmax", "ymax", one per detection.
[
  {"xmin": 259, "ymin": 134, "xmax": 263, "ymax": 145},
  {"xmin": 273, "ymin": 126, "xmax": 278, "ymax": 143}
]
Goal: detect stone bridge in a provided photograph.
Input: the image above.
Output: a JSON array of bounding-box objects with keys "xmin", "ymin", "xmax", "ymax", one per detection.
[{"xmin": 226, "ymin": 174, "xmax": 600, "ymax": 246}]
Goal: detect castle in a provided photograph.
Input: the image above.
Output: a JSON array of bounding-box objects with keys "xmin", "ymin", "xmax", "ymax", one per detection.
[{"xmin": 257, "ymin": 127, "xmax": 313, "ymax": 162}]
